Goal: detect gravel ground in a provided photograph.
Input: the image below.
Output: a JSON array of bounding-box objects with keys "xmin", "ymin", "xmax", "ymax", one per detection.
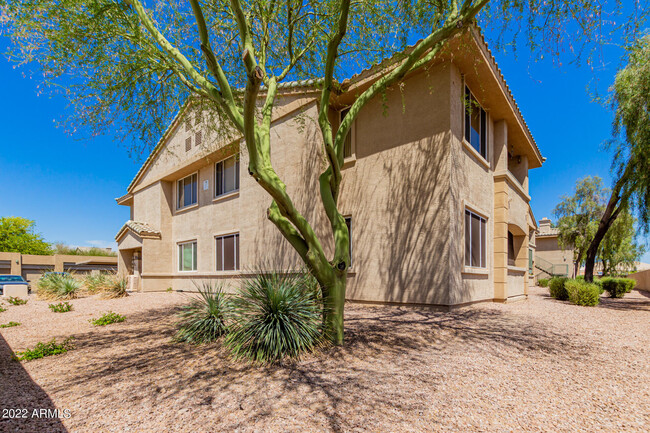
[{"xmin": 0, "ymin": 287, "xmax": 648, "ymax": 433}]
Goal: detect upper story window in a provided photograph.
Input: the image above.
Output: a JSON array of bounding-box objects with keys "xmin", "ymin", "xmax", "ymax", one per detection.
[
  {"xmin": 465, "ymin": 209, "xmax": 486, "ymax": 268},
  {"xmin": 464, "ymin": 86, "xmax": 487, "ymax": 160},
  {"xmin": 339, "ymin": 108, "xmax": 355, "ymax": 159},
  {"xmin": 215, "ymin": 155, "xmax": 240, "ymax": 198},
  {"xmin": 178, "ymin": 240, "xmax": 197, "ymax": 272},
  {"xmin": 177, "ymin": 173, "xmax": 198, "ymax": 209},
  {"xmin": 216, "ymin": 233, "xmax": 239, "ymax": 271}
]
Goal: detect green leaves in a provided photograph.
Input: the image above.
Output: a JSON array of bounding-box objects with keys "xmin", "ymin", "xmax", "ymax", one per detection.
[
  {"xmin": 173, "ymin": 281, "xmax": 230, "ymax": 344},
  {"xmin": 0, "ymin": 217, "xmax": 52, "ymax": 255},
  {"xmin": 225, "ymin": 270, "xmax": 324, "ymax": 364}
]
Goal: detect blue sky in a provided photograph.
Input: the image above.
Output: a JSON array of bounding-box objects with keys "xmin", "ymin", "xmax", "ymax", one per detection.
[{"xmin": 0, "ymin": 28, "xmax": 647, "ymax": 261}]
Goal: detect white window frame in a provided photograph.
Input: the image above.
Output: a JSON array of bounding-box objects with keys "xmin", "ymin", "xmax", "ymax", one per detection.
[
  {"xmin": 178, "ymin": 240, "xmax": 197, "ymax": 272},
  {"xmin": 176, "ymin": 172, "xmax": 198, "ymax": 210},
  {"xmin": 215, "ymin": 232, "xmax": 239, "ymax": 271},
  {"xmin": 463, "ymin": 82, "xmax": 489, "ymax": 163},
  {"xmin": 214, "ymin": 154, "xmax": 240, "ymax": 198},
  {"xmin": 465, "ymin": 208, "xmax": 487, "ymax": 269}
]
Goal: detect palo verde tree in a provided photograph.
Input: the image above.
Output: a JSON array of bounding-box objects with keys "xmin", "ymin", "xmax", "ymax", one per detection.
[
  {"xmin": 0, "ymin": 217, "xmax": 52, "ymax": 255},
  {"xmin": 553, "ymin": 176, "xmax": 607, "ymax": 278},
  {"xmin": 2, "ymin": 1, "xmax": 647, "ymax": 344},
  {"xmin": 584, "ymin": 35, "xmax": 650, "ymax": 282},
  {"xmin": 598, "ymin": 208, "xmax": 645, "ymax": 276}
]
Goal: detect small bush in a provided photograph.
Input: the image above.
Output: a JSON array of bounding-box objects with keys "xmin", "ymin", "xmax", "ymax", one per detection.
[
  {"xmin": 565, "ymin": 280, "xmax": 600, "ymax": 306},
  {"xmin": 48, "ymin": 302, "xmax": 73, "ymax": 313},
  {"xmin": 90, "ymin": 311, "xmax": 125, "ymax": 326},
  {"xmin": 600, "ymin": 277, "xmax": 636, "ymax": 298},
  {"xmin": 83, "ymin": 272, "xmax": 113, "ymax": 294},
  {"xmin": 549, "ymin": 277, "xmax": 569, "ymax": 300},
  {"xmin": 7, "ymin": 297, "xmax": 27, "ymax": 306},
  {"xmin": 0, "ymin": 321, "xmax": 21, "ymax": 328},
  {"xmin": 174, "ymin": 281, "xmax": 230, "ymax": 344},
  {"xmin": 37, "ymin": 273, "xmax": 81, "ymax": 300},
  {"xmin": 538, "ymin": 278, "xmax": 549, "ymax": 288},
  {"xmin": 102, "ymin": 275, "xmax": 128, "ymax": 299},
  {"xmin": 0, "ymin": 305, "xmax": 6, "ymax": 313},
  {"xmin": 622, "ymin": 278, "xmax": 637, "ymax": 293},
  {"xmin": 14, "ymin": 337, "xmax": 74, "ymax": 361},
  {"xmin": 226, "ymin": 270, "xmax": 324, "ymax": 364}
]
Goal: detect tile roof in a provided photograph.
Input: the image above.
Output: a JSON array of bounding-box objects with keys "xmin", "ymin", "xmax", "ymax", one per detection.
[{"xmin": 115, "ymin": 220, "xmax": 161, "ymax": 241}]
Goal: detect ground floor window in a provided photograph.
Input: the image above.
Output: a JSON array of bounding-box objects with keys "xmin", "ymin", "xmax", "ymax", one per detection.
[
  {"xmin": 178, "ymin": 241, "xmax": 197, "ymax": 271},
  {"xmin": 345, "ymin": 216, "xmax": 352, "ymax": 267},
  {"xmin": 508, "ymin": 231, "xmax": 516, "ymax": 266},
  {"xmin": 528, "ymin": 248, "xmax": 534, "ymax": 274},
  {"xmin": 216, "ymin": 233, "xmax": 239, "ymax": 271},
  {"xmin": 464, "ymin": 209, "xmax": 486, "ymax": 268}
]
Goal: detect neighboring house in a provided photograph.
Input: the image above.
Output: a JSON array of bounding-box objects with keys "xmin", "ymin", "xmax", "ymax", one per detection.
[
  {"xmin": 75, "ymin": 246, "xmax": 113, "ymax": 254},
  {"xmin": 115, "ymin": 27, "xmax": 544, "ymax": 306},
  {"xmin": 0, "ymin": 252, "xmax": 118, "ymax": 284},
  {"xmin": 534, "ymin": 217, "xmax": 572, "ymax": 279}
]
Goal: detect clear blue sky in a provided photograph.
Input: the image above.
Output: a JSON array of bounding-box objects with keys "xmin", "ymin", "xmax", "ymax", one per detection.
[{"xmin": 0, "ymin": 30, "xmax": 647, "ymax": 260}]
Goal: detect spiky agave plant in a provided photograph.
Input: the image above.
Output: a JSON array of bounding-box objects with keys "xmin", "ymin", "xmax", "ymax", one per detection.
[
  {"xmin": 226, "ymin": 270, "xmax": 324, "ymax": 364},
  {"xmin": 58, "ymin": 276, "xmax": 82, "ymax": 299},
  {"xmin": 174, "ymin": 281, "xmax": 230, "ymax": 344},
  {"xmin": 102, "ymin": 275, "xmax": 128, "ymax": 299}
]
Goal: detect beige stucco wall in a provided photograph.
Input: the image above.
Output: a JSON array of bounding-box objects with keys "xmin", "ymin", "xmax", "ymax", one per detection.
[
  {"xmin": 628, "ymin": 269, "xmax": 650, "ymax": 292},
  {"xmin": 535, "ymin": 236, "xmax": 572, "ymax": 277}
]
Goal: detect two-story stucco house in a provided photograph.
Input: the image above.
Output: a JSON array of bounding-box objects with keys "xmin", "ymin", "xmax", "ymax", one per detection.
[{"xmin": 115, "ymin": 27, "xmax": 544, "ymax": 307}]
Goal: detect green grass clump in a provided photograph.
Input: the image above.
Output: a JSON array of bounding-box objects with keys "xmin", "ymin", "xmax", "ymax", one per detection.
[
  {"xmin": 565, "ymin": 280, "xmax": 600, "ymax": 306},
  {"xmin": 549, "ymin": 277, "xmax": 569, "ymax": 300},
  {"xmin": 37, "ymin": 273, "xmax": 81, "ymax": 300},
  {"xmin": 538, "ymin": 278, "xmax": 549, "ymax": 288},
  {"xmin": 83, "ymin": 272, "xmax": 112, "ymax": 294},
  {"xmin": 0, "ymin": 305, "xmax": 7, "ymax": 313},
  {"xmin": 102, "ymin": 275, "xmax": 128, "ymax": 299},
  {"xmin": 90, "ymin": 311, "xmax": 125, "ymax": 326},
  {"xmin": 7, "ymin": 297, "xmax": 27, "ymax": 306},
  {"xmin": 48, "ymin": 301, "xmax": 73, "ymax": 313},
  {"xmin": 174, "ymin": 281, "xmax": 230, "ymax": 344},
  {"xmin": 0, "ymin": 321, "xmax": 21, "ymax": 328},
  {"xmin": 14, "ymin": 337, "xmax": 74, "ymax": 361},
  {"xmin": 226, "ymin": 270, "xmax": 324, "ymax": 364}
]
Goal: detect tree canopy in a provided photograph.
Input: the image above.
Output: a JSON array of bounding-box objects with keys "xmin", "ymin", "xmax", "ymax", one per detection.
[
  {"xmin": 0, "ymin": 216, "xmax": 52, "ymax": 255},
  {"xmin": 598, "ymin": 209, "xmax": 645, "ymax": 276}
]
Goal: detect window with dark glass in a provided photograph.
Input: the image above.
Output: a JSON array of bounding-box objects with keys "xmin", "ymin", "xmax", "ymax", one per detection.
[
  {"xmin": 177, "ymin": 173, "xmax": 198, "ymax": 209},
  {"xmin": 345, "ymin": 216, "xmax": 352, "ymax": 267},
  {"xmin": 464, "ymin": 86, "xmax": 487, "ymax": 160},
  {"xmin": 508, "ymin": 231, "xmax": 516, "ymax": 266},
  {"xmin": 178, "ymin": 241, "xmax": 197, "ymax": 272},
  {"xmin": 216, "ymin": 233, "xmax": 239, "ymax": 271},
  {"xmin": 340, "ymin": 108, "xmax": 353, "ymax": 159},
  {"xmin": 215, "ymin": 155, "xmax": 240, "ymax": 197},
  {"xmin": 464, "ymin": 209, "xmax": 486, "ymax": 268}
]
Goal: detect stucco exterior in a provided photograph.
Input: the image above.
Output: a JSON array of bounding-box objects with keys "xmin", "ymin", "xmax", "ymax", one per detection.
[{"xmin": 116, "ymin": 28, "xmax": 543, "ymax": 306}]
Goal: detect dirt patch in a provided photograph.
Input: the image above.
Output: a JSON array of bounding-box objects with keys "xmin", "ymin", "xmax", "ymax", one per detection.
[{"xmin": 0, "ymin": 287, "xmax": 648, "ymax": 432}]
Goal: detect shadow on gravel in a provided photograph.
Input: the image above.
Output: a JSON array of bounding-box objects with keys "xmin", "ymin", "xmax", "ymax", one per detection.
[
  {"xmin": 55, "ymin": 301, "xmax": 588, "ymax": 432},
  {"xmin": 597, "ymin": 291, "xmax": 650, "ymax": 312},
  {"xmin": 0, "ymin": 333, "xmax": 68, "ymax": 432}
]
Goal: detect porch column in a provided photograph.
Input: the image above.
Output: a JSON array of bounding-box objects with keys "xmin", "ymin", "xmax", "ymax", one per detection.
[{"xmin": 493, "ymin": 120, "xmax": 509, "ymax": 301}]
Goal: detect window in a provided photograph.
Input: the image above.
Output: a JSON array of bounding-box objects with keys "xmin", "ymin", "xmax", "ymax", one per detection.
[
  {"xmin": 464, "ymin": 209, "xmax": 486, "ymax": 268},
  {"xmin": 177, "ymin": 173, "xmax": 198, "ymax": 209},
  {"xmin": 185, "ymin": 136, "xmax": 192, "ymax": 152},
  {"xmin": 339, "ymin": 108, "xmax": 354, "ymax": 159},
  {"xmin": 345, "ymin": 216, "xmax": 352, "ymax": 267},
  {"xmin": 195, "ymin": 130, "xmax": 202, "ymax": 147},
  {"xmin": 215, "ymin": 155, "xmax": 240, "ymax": 197},
  {"xmin": 178, "ymin": 241, "xmax": 197, "ymax": 272},
  {"xmin": 216, "ymin": 233, "xmax": 239, "ymax": 271},
  {"xmin": 528, "ymin": 248, "xmax": 533, "ymax": 275},
  {"xmin": 508, "ymin": 231, "xmax": 516, "ymax": 266},
  {"xmin": 464, "ymin": 86, "xmax": 487, "ymax": 160}
]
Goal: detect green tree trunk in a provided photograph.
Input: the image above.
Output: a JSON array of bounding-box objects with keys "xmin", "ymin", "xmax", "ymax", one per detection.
[{"xmin": 321, "ymin": 272, "xmax": 346, "ymax": 345}]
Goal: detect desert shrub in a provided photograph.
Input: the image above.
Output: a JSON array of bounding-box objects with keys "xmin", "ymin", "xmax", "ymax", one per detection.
[
  {"xmin": 622, "ymin": 278, "xmax": 637, "ymax": 293},
  {"xmin": 90, "ymin": 311, "xmax": 125, "ymax": 326},
  {"xmin": 593, "ymin": 278, "xmax": 604, "ymax": 294},
  {"xmin": 0, "ymin": 305, "xmax": 6, "ymax": 313},
  {"xmin": 37, "ymin": 273, "xmax": 81, "ymax": 300},
  {"xmin": 14, "ymin": 337, "xmax": 74, "ymax": 361},
  {"xmin": 600, "ymin": 277, "xmax": 633, "ymax": 298},
  {"xmin": 174, "ymin": 281, "xmax": 230, "ymax": 344},
  {"xmin": 549, "ymin": 277, "xmax": 569, "ymax": 300},
  {"xmin": 538, "ymin": 278, "xmax": 549, "ymax": 288},
  {"xmin": 0, "ymin": 321, "xmax": 20, "ymax": 328},
  {"xmin": 226, "ymin": 270, "xmax": 324, "ymax": 364},
  {"xmin": 565, "ymin": 280, "xmax": 600, "ymax": 306},
  {"xmin": 574, "ymin": 275, "xmax": 585, "ymax": 281},
  {"xmin": 7, "ymin": 297, "xmax": 27, "ymax": 306},
  {"xmin": 102, "ymin": 275, "xmax": 128, "ymax": 299},
  {"xmin": 83, "ymin": 272, "xmax": 113, "ymax": 294},
  {"xmin": 48, "ymin": 302, "xmax": 73, "ymax": 313}
]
